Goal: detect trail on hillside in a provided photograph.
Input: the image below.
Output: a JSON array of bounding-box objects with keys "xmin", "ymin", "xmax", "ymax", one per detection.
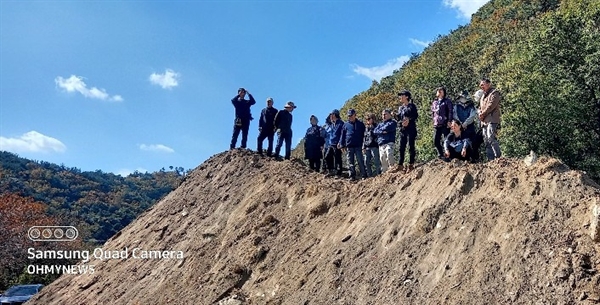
[{"xmin": 29, "ymin": 149, "xmax": 600, "ymax": 305}]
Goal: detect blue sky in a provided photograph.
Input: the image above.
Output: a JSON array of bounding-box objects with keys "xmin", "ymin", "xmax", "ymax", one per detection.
[{"xmin": 0, "ymin": 0, "xmax": 488, "ymax": 175}]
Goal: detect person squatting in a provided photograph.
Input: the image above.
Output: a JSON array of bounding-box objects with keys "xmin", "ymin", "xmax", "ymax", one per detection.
[{"xmin": 229, "ymin": 79, "xmax": 502, "ymax": 180}]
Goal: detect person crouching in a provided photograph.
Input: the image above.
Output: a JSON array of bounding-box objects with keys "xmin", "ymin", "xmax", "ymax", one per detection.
[{"xmin": 443, "ymin": 119, "xmax": 472, "ymax": 161}]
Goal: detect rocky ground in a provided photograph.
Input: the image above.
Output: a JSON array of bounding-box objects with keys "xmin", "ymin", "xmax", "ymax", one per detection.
[{"xmin": 29, "ymin": 149, "xmax": 600, "ymax": 304}]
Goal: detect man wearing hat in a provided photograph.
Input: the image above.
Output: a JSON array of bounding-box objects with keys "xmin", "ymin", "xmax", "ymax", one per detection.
[
  {"xmin": 478, "ymin": 78, "xmax": 502, "ymax": 161},
  {"xmin": 273, "ymin": 101, "xmax": 297, "ymax": 160},
  {"xmin": 257, "ymin": 97, "xmax": 278, "ymax": 156},
  {"xmin": 453, "ymin": 90, "xmax": 479, "ymax": 162},
  {"xmin": 230, "ymin": 88, "xmax": 256, "ymax": 149},
  {"xmin": 339, "ymin": 109, "xmax": 367, "ymax": 180},
  {"xmin": 325, "ymin": 109, "xmax": 344, "ymax": 176}
]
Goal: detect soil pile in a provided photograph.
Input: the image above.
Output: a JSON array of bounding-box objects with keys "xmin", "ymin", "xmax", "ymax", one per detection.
[{"xmin": 29, "ymin": 149, "xmax": 600, "ymax": 304}]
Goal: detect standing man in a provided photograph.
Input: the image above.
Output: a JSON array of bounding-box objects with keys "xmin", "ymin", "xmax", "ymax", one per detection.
[
  {"xmin": 257, "ymin": 97, "xmax": 278, "ymax": 156},
  {"xmin": 325, "ymin": 109, "xmax": 344, "ymax": 176},
  {"xmin": 274, "ymin": 101, "xmax": 297, "ymax": 160},
  {"xmin": 230, "ymin": 88, "xmax": 256, "ymax": 149},
  {"xmin": 396, "ymin": 90, "xmax": 419, "ymax": 172},
  {"xmin": 374, "ymin": 109, "xmax": 397, "ymax": 173},
  {"xmin": 339, "ymin": 109, "xmax": 367, "ymax": 180},
  {"xmin": 454, "ymin": 90, "xmax": 479, "ymax": 162},
  {"xmin": 303, "ymin": 115, "xmax": 325, "ymax": 171},
  {"xmin": 478, "ymin": 78, "xmax": 502, "ymax": 161},
  {"xmin": 431, "ymin": 86, "xmax": 453, "ymax": 158}
]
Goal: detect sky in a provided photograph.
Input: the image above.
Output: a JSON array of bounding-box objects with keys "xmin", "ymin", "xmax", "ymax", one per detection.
[{"xmin": 0, "ymin": 0, "xmax": 489, "ymax": 176}]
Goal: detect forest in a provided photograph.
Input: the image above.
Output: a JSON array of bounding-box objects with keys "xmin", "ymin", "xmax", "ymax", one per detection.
[{"xmin": 0, "ymin": 151, "xmax": 185, "ymax": 289}]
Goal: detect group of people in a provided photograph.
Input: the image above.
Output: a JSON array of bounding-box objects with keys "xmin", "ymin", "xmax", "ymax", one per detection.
[{"xmin": 229, "ymin": 78, "xmax": 503, "ymax": 180}]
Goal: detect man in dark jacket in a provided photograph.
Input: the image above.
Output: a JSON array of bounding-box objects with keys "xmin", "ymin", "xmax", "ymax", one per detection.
[
  {"xmin": 325, "ymin": 109, "xmax": 344, "ymax": 176},
  {"xmin": 396, "ymin": 90, "xmax": 419, "ymax": 172},
  {"xmin": 304, "ymin": 115, "xmax": 325, "ymax": 171},
  {"xmin": 362, "ymin": 113, "xmax": 380, "ymax": 177},
  {"xmin": 230, "ymin": 88, "xmax": 256, "ymax": 149},
  {"xmin": 339, "ymin": 109, "xmax": 367, "ymax": 180},
  {"xmin": 431, "ymin": 86, "xmax": 453, "ymax": 158},
  {"xmin": 274, "ymin": 101, "xmax": 296, "ymax": 160},
  {"xmin": 453, "ymin": 90, "xmax": 479, "ymax": 162},
  {"xmin": 257, "ymin": 97, "xmax": 278, "ymax": 156}
]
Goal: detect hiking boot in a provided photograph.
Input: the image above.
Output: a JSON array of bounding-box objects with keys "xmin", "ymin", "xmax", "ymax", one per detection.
[
  {"xmin": 390, "ymin": 165, "xmax": 403, "ymax": 173},
  {"xmin": 407, "ymin": 164, "xmax": 414, "ymax": 172}
]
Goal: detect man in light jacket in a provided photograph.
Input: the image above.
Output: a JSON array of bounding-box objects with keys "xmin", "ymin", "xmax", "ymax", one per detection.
[{"xmin": 478, "ymin": 78, "xmax": 502, "ymax": 161}]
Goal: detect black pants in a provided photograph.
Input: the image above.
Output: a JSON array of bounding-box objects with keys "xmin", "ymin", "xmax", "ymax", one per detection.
[
  {"xmin": 471, "ymin": 129, "xmax": 484, "ymax": 162},
  {"xmin": 447, "ymin": 147, "xmax": 471, "ymax": 161},
  {"xmin": 275, "ymin": 132, "xmax": 292, "ymax": 159},
  {"xmin": 325, "ymin": 146, "xmax": 343, "ymax": 174},
  {"xmin": 433, "ymin": 126, "xmax": 450, "ymax": 157},
  {"xmin": 230, "ymin": 119, "xmax": 250, "ymax": 149},
  {"xmin": 257, "ymin": 129, "xmax": 274, "ymax": 156},
  {"xmin": 399, "ymin": 128, "xmax": 417, "ymax": 165},
  {"xmin": 308, "ymin": 158, "xmax": 321, "ymax": 172}
]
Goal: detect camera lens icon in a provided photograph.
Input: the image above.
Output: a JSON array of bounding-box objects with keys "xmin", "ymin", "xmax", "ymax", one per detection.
[{"xmin": 28, "ymin": 226, "xmax": 78, "ymax": 242}]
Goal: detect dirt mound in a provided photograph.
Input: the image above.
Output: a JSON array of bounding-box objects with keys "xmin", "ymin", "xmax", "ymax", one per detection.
[{"xmin": 29, "ymin": 150, "xmax": 600, "ymax": 304}]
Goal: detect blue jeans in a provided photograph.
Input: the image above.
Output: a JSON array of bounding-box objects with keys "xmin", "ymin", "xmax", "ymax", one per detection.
[
  {"xmin": 346, "ymin": 147, "xmax": 366, "ymax": 178},
  {"xmin": 275, "ymin": 132, "xmax": 292, "ymax": 159},
  {"xmin": 363, "ymin": 147, "xmax": 381, "ymax": 177}
]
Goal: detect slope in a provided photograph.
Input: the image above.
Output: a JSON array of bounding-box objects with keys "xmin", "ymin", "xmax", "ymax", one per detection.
[{"xmin": 29, "ymin": 150, "xmax": 600, "ymax": 304}]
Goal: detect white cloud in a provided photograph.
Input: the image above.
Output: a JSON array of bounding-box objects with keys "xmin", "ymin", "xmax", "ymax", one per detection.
[
  {"xmin": 115, "ymin": 168, "xmax": 148, "ymax": 177},
  {"xmin": 55, "ymin": 75, "xmax": 123, "ymax": 102},
  {"xmin": 442, "ymin": 0, "xmax": 489, "ymax": 19},
  {"xmin": 351, "ymin": 56, "xmax": 410, "ymax": 81},
  {"xmin": 139, "ymin": 144, "xmax": 175, "ymax": 153},
  {"xmin": 410, "ymin": 38, "xmax": 431, "ymax": 48},
  {"xmin": 0, "ymin": 131, "xmax": 66, "ymax": 153},
  {"xmin": 149, "ymin": 69, "xmax": 180, "ymax": 89}
]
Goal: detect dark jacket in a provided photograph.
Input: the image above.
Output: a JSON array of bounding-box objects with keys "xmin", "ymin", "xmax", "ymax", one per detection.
[
  {"xmin": 259, "ymin": 107, "xmax": 278, "ymax": 131},
  {"xmin": 374, "ymin": 119, "xmax": 397, "ymax": 145},
  {"xmin": 340, "ymin": 119, "xmax": 366, "ymax": 148},
  {"xmin": 444, "ymin": 131, "xmax": 472, "ymax": 153},
  {"xmin": 431, "ymin": 97, "xmax": 453, "ymax": 127},
  {"xmin": 231, "ymin": 94, "xmax": 256, "ymax": 121},
  {"xmin": 326, "ymin": 119, "xmax": 344, "ymax": 147},
  {"xmin": 304, "ymin": 125, "xmax": 325, "ymax": 160},
  {"xmin": 363, "ymin": 124, "xmax": 379, "ymax": 149},
  {"xmin": 274, "ymin": 110, "xmax": 293, "ymax": 135},
  {"xmin": 454, "ymin": 102, "xmax": 477, "ymax": 127},
  {"xmin": 397, "ymin": 102, "xmax": 419, "ymax": 131}
]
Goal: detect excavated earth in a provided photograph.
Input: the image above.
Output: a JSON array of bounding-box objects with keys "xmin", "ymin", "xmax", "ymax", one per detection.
[{"xmin": 29, "ymin": 149, "xmax": 600, "ymax": 305}]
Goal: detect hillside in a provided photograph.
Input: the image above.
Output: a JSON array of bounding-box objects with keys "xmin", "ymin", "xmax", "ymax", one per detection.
[
  {"xmin": 317, "ymin": 0, "xmax": 600, "ymax": 180},
  {"xmin": 0, "ymin": 151, "xmax": 184, "ymax": 243},
  {"xmin": 29, "ymin": 150, "xmax": 600, "ymax": 304}
]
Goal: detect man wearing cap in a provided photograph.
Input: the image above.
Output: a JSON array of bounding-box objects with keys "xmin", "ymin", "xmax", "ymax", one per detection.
[
  {"xmin": 374, "ymin": 109, "xmax": 398, "ymax": 173},
  {"xmin": 396, "ymin": 90, "xmax": 419, "ymax": 172},
  {"xmin": 230, "ymin": 88, "xmax": 256, "ymax": 150},
  {"xmin": 453, "ymin": 90, "xmax": 479, "ymax": 162},
  {"xmin": 478, "ymin": 78, "xmax": 502, "ymax": 161},
  {"xmin": 274, "ymin": 101, "xmax": 297, "ymax": 160},
  {"xmin": 325, "ymin": 109, "xmax": 344, "ymax": 176},
  {"xmin": 339, "ymin": 109, "xmax": 367, "ymax": 180},
  {"xmin": 257, "ymin": 97, "xmax": 278, "ymax": 156}
]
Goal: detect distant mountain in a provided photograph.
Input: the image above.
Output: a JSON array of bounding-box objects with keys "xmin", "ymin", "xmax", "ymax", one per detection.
[
  {"xmin": 294, "ymin": 0, "xmax": 600, "ymax": 181},
  {"xmin": 0, "ymin": 151, "xmax": 185, "ymax": 243}
]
